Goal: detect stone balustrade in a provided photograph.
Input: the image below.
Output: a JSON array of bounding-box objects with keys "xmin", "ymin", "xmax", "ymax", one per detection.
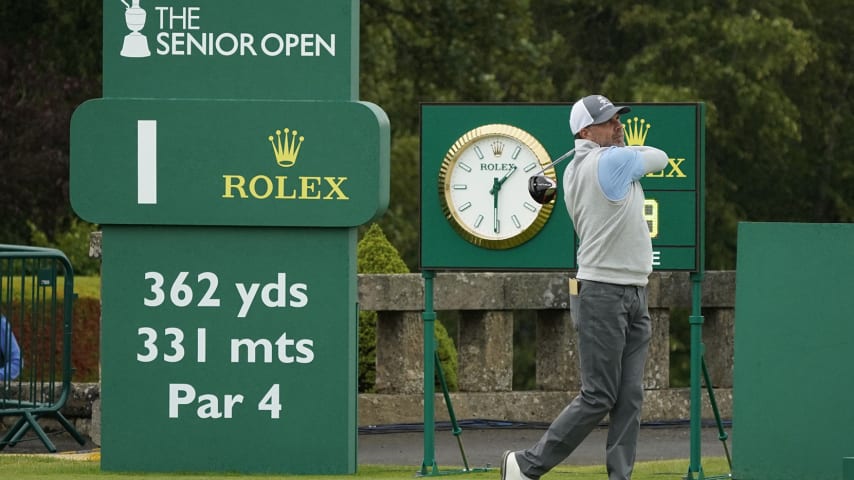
[{"xmin": 357, "ymin": 270, "xmax": 734, "ymax": 426}]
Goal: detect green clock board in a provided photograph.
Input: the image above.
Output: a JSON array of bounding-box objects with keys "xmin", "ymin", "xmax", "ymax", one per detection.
[{"xmin": 420, "ymin": 103, "xmax": 705, "ymax": 272}]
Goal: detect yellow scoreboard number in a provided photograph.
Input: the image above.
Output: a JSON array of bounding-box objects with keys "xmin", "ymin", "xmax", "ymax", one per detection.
[{"xmin": 644, "ymin": 199, "xmax": 659, "ymax": 238}]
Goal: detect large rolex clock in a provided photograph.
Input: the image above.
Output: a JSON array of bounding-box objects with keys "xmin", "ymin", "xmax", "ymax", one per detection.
[{"xmin": 438, "ymin": 124, "xmax": 557, "ymax": 249}]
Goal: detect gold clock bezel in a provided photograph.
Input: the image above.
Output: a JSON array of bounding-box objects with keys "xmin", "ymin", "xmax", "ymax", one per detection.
[{"xmin": 438, "ymin": 124, "xmax": 557, "ymax": 250}]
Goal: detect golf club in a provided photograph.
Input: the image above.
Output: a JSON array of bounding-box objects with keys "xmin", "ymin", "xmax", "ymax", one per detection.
[{"xmin": 527, "ymin": 148, "xmax": 575, "ymax": 204}]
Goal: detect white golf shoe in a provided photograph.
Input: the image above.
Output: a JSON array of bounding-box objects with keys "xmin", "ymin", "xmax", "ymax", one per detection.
[{"xmin": 501, "ymin": 450, "xmax": 533, "ymax": 480}]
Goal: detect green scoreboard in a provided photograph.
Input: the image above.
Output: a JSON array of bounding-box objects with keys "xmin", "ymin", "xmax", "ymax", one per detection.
[{"xmin": 420, "ymin": 103, "xmax": 705, "ymax": 272}]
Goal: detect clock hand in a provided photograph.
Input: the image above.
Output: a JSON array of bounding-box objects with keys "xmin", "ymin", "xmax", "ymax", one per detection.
[
  {"xmin": 489, "ymin": 165, "xmax": 517, "ymax": 195},
  {"xmin": 497, "ymin": 164, "xmax": 517, "ymax": 187},
  {"xmin": 492, "ymin": 177, "xmax": 500, "ymax": 233}
]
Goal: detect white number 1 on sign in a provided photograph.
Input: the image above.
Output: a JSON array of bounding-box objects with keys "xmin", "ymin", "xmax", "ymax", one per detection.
[{"xmin": 137, "ymin": 119, "xmax": 157, "ymax": 204}]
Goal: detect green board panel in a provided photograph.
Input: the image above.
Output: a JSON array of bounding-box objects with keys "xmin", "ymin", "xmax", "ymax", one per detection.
[
  {"xmin": 103, "ymin": 0, "xmax": 358, "ymax": 100},
  {"xmin": 733, "ymin": 222, "xmax": 854, "ymax": 480},
  {"xmin": 70, "ymin": 98, "xmax": 389, "ymax": 227},
  {"xmin": 99, "ymin": 225, "xmax": 357, "ymax": 473},
  {"xmin": 420, "ymin": 103, "xmax": 704, "ymax": 271}
]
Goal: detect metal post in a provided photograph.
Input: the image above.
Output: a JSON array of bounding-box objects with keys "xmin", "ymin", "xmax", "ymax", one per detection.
[
  {"xmin": 701, "ymin": 357, "xmax": 732, "ymax": 471},
  {"xmin": 420, "ymin": 270, "xmax": 437, "ymax": 475},
  {"xmin": 435, "ymin": 351, "xmax": 471, "ymax": 472},
  {"xmin": 417, "ymin": 272, "xmax": 490, "ymax": 477},
  {"xmin": 687, "ymin": 271, "xmax": 705, "ymax": 479}
]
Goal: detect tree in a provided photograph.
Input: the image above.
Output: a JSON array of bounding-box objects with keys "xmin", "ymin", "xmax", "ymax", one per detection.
[
  {"xmin": 1, "ymin": 0, "xmax": 852, "ymax": 272},
  {"xmin": 604, "ymin": 2, "xmax": 843, "ymax": 268},
  {"xmin": 0, "ymin": 1, "xmax": 101, "ymax": 245},
  {"xmin": 784, "ymin": 0, "xmax": 854, "ymax": 225}
]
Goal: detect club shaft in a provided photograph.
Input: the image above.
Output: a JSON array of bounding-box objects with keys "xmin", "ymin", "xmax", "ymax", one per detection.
[{"xmin": 534, "ymin": 148, "xmax": 575, "ymax": 176}]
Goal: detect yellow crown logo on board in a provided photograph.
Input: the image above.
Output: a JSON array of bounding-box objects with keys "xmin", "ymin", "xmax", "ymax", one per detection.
[
  {"xmin": 491, "ymin": 140, "xmax": 505, "ymax": 157},
  {"xmin": 268, "ymin": 128, "xmax": 304, "ymax": 167},
  {"xmin": 623, "ymin": 117, "xmax": 651, "ymax": 146}
]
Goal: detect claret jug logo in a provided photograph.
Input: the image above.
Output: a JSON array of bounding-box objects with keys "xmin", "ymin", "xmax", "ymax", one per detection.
[
  {"xmin": 120, "ymin": 0, "xmax": 152, "ymax": 58},
  {"xmin": 269, "ymin": 128, "xmax": 304, "ymax": 168},
  {"xmin": 221, "ymin": 126, "xmax": 349, "ymax": 201},
  {"xmin": 117, "ymin": 3, "xmax": 337, "ymax": 59}
]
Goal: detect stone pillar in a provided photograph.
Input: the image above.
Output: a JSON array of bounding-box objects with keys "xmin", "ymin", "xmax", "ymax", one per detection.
[
  {"xmin": 535, "ymin": 310, "xmax": 579, "ymax": 391},
  {"xmin": 457, "ymin": 310, "xmax": 513, "ymax": 392},
  {"xmin": 702, "ymin": 308, "xmax": 734, "ymax": 387},
  {"xmin": 91, "ymin": 398, "xmax": 102, "ymax": 446},
  {"xmin": 646, "ymin": 308, "xmax": 670, "ymax": 389},
  {"xmin": 701, "ymin": 271, "xmax": 736, "ymax": 388},
  {"xmin": 375, "ymin": 311, "xmax": 423, "ymax": 394},
  {"xmin": 89, "ymin": 231, "xmax": 102, "ymax": 445}
]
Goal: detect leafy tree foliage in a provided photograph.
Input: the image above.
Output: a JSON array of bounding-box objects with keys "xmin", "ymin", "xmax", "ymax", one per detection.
[
  {"xmin": 360, "ymin": 0, "xmax": 853, "ymax": 270},
  {"xmin": 28, "ymin": 218, "xmax": 100, "ymax": 276},
  {"xmin": 602, "ymin": 2, "xmax": 824, "ymax": 268},
  {"xmin": 0, "ymin": 1, "xmax": 101, "ymax": 246}
]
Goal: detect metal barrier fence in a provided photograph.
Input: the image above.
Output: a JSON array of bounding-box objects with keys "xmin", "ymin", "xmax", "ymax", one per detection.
[{"xmin": 0, "ymin": 244, "xmax": 85, "ymax": 452}]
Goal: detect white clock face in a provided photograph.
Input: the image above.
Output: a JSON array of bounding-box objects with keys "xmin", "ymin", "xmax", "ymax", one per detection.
[{"xmin": 439, "ymin": 124, "xmax": 556, "ymax": 249}]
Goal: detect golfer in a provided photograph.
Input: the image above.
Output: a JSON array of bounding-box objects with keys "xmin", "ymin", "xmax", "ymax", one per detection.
[{"xmin": 502, "ymin": 95, "xmax": 668, "ymax": 480}]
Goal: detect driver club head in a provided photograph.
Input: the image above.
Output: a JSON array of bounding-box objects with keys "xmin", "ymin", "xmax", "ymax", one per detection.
[{"xmin": 528, "ymin": 175, "xmax": 557, "ymax": 204}]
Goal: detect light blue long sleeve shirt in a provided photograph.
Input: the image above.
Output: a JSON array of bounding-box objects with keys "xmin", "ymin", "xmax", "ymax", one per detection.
[
  {"xmin": 1, "ymin": 315, "xmax": 22, "ymax": 381},
  {"xmin": 598, "ymin": 146, "xmax": 667, "ymax": 201}
]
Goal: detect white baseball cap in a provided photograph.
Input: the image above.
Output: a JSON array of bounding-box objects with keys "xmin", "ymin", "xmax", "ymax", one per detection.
[{"xmin": 569, "ymin": 95, "xmax": 631, "ymax": 134}]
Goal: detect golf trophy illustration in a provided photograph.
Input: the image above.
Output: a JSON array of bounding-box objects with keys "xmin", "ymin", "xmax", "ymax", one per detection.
[{"xmin": 120, "ymin": 0, "xmax": 151, "ymax": 58}]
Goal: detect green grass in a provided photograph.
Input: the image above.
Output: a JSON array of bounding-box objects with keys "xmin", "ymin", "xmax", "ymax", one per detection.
[
  {"xmin": 0, "ymin": 275, "xmax": 100, "ymax": 300},
  {"xmin": 0, "ymin": 456, "xmax": 731, "ymax": 479},
  {"xmin": 74, "ymin": 275, "xmax": 101, "ymax": 299}
]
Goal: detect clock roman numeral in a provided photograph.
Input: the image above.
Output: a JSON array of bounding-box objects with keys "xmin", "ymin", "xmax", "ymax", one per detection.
[
  {"xmin": 458, "ymin": 162, "xmax": 472, "ymax": 173},
  {"xmin": 512, "ymin": 146, "xmax": 522, "ymax": 160},
  {"xmin": 474, "ymin": 215, "xmax": 484, "ymax": 228},
  {"xmin": 512, "ymin": 215, "xmax": 521, "ymax": 229},
  {"xmin": 523, "ymin": 162, "xmax": 538, "ymax": 172},
  {"xmin": 474, "ymin": 146, "xmax": 485, "ymax": 159},
  {"xmin": 524, "ymin": 202, "xmax": 537, "ymax": 212},
  {"xmin": 458, "ymin": 202, "xmax": 472, "ymax": 212}
]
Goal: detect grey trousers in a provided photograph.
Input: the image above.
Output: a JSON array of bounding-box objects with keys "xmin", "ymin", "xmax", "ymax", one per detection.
[{"xmin": 516, "ymin": 280, "xmax": 651, "ymax": 480}]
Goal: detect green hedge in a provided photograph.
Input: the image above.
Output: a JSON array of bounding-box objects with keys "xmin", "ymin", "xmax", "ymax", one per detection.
[
  {"xmin": 70, "ymin": 297, "xmax": 100, "ymax": 382},
  {"xmin": 357, "ymin": 224, "xmax": 458, "ymax": 393}
]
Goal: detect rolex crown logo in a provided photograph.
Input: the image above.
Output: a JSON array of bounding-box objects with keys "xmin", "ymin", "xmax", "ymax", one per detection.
[
  {"xmin": 623, "ymin": 117, "xmax": 651, "ymax": 146},
  {"xmin": 491, "ymin": 140, "xmax": 505, "ymax": 157},
  {"xmin": 268, "ymin": 128, "xmax": 305, "ymax": 167}
]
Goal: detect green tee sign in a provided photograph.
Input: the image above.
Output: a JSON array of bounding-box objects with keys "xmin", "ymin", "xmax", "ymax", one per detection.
[
  {"xmin": 71, "ymin": 0, "xmax": 387, "ymax": 474},
  {"xmin": 420, "ymin": 103, "xmax": 705, "ymax": 272}
]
